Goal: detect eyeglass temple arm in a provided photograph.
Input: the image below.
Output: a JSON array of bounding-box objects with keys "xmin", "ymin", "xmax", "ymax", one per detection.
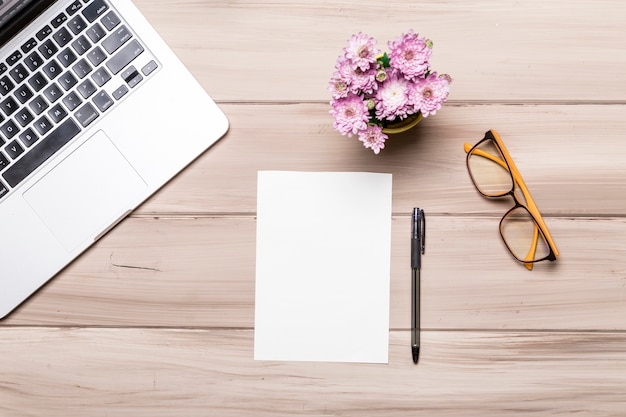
[
  {"xmin": 484, "ymin": 133, "xmax": 559, "ymax": 262},
  {"xmin": 463, "ymin": 141, "xmax": 559, "ymax": 262}
]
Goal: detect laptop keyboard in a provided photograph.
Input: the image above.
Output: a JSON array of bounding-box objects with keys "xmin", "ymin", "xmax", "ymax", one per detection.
[{"xmin": 0, "ymin": 0, "xmax": 158, "ymax": 200}]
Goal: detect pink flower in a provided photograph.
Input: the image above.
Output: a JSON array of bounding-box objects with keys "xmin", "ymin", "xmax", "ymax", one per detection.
[
  {"xmin": 330, "ymin": 94, "xmax": 370, "ymax": 137},
  {"xmin": 388, "ymin": 30, "xmax": 432, "ymax": 80},
  {"xmin": 336, "ymin": 56, "xmax": 378, "ymax": 95},
  {"xmin": 328, "ymin": 73, "xmax": 349, "ymax": 100},
  {"xmin": 375, "ymin": 74, "xmax": 412, "ymax": 121},
  {"xmin": 358, "ymin": 125, "xmax": 388, "ymax": 154},
  {"xmin": 413, "ymin": 72, "xmax": 451, "ymax": 117},
  {"xmin": 344, "ymin": 32, "xmax": 380, "ymax": 71}
]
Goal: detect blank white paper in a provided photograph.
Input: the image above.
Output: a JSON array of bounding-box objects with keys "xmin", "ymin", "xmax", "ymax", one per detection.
[{"xmin": 254, "ymin": 171, "xmax": 392, "ymax": 363}]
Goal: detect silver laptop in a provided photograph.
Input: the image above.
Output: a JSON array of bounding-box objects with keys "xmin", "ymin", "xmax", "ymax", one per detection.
[{"xmin": 0, "ymin": 0, "xmax": 229, "ymax": 318}]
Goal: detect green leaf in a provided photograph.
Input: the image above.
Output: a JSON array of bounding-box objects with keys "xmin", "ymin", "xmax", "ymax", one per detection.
[{"xmin": 380, "ymin": 52, "xmax": 391, "ymax": 68}]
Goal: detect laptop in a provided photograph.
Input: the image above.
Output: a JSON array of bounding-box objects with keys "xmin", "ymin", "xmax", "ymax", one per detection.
[{"xmin": 0, "ymin": 0, "xmax": 229, "ymax": 318}]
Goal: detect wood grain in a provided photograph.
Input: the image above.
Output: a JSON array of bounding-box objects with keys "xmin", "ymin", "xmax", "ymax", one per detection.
[
  {"xmin": 2, "ymin": 0, "xmax": 626, "ymax": 414},
  {"xmin": 2, "ymin": 328, "xmax": 626, "ymax": 416},
  {"xmin": 134, "ymin": 0, "xmax": 626, "ymax": 102},
  {"xmin": 6, "ymin": 215, "xmax": 626, "ymax": 331},
  {"xmin": 133, "ymin": 103, "xmax": 626, "ymax": 216}
]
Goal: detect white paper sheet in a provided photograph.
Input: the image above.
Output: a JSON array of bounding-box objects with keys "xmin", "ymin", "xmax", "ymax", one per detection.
[{"xmin": 254, "ymin": 171, "xmax": 392, "ymax": 363}]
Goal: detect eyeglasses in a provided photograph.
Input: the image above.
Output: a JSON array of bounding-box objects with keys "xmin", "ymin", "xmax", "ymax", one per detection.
[{"xmin": 464, "ymin": 130, "xmax": 559, "ymax": 270}]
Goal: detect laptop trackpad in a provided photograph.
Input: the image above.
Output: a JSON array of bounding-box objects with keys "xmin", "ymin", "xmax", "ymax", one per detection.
[{"xmin": 24, "ymin": 130, "xmax": 147, "ymax": 252}]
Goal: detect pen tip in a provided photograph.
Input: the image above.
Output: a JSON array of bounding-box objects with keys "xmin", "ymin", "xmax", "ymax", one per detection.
[{"xmin": 412, "ymin": 346, "xmax": 419, "ymax": 364}]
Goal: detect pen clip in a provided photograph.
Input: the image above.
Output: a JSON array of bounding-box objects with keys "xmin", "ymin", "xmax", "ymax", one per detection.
[
  {"xmin": 419, "ymin": 209, "xmax": 425, "ymax": 255},
  {"xmin": 411, "ymin": 208, "xmax": 425, "ymax": 269}
]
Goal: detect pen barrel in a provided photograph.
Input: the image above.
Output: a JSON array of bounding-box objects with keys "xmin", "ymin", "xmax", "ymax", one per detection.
[
  {"xmin": 411, "ymin": 237, "xmax": 421, "ymax": 270},
  {"xmin": 411, "ymin": 268, "xmax": 420, "ymax": 345}
]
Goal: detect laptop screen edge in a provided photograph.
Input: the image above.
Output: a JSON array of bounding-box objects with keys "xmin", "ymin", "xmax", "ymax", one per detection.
[{"xmin": 0, "ymin": 0, "xmax": 57, "ymax": 47}]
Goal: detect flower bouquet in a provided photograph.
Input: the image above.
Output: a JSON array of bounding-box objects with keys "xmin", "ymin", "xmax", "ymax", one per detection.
[{"xmin": 329, "ymin": 31, "xmax": 452, "ymax": 154}]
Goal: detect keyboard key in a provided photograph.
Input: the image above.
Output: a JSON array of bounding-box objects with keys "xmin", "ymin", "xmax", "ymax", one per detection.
[
  {"xmin": 62, "ymin": 91, "xmax": 82, "ymax": 110},
  {"xmin": 66, "ymin": 1, "xmax": 83, "ymax": 16},
  {"xmin": 68, "ymin": 15, "xmax": 88, "ymax": 35},
  {"xmin": 59, "ymin": 71, "xmax": 78, "ymax": 90},
  {"xmin": 58, "ymin": 47, "xmax": 78, "ymax": 67},
  {"xmin": 25, "ymin": 51, "xmax": 45, "ymax": 71},
  {"xmin": 1, "ymin": 119, "xmax": 19, "ymax": 140},
  {"xmin": 0, "ymin": 76, "xmax": 14, "ymax": 96},
  {"xmin": 102, "ymin": 26, "xmax": 131, "ymax": 54},
  {"xmin": 36, "ymin": 25, "xmax": 53, "ymax": 41},
  {"xmin": 106, "ymin": 40, "xmax": 144, "ymax": 74},
  {"xmin": 71, "ymin": 35, "xmax": 91, "ymax": 56},
  {"xmin": 87, "ymin": 46, "xmax": 106, "ymax": 66},
  {"xmin": 29, "ymin": 95, "xmax": 49, "ymax": 115},
  {"xmin": 121, "ymin": 66, "xmax": 137, "ymax": 82},
  {"xmin": 121, "ymin": 66, "xmax": 142, "ymax": 88},
  {"xmin": 21, "ymin": 38, "xmax": 38, "ymax": 53},
  {"xmin": 101, "ymin": 11, "xmax": 121, "ymax": 30},
  {"xmin": 9, "ymin": 64, "xmax": 29, "ymax": 83},
  {"xmin": 2, "ymin": 119, "xmax": 81, "ymax": 187},
  {"xmin": 91, "ymin": 67, "xmax": 111, "ymax": 87},
  {"xmin": 33, "ymin": 115, "xmax": 53, "ymax": 135},
  {"xmin": 43, "ymin": 59, "xmax": 62, "ymax": 80},
  {"xmin": 0, "ymin": 63, "xmax": 7, "ymax": 75},
  {"xmin": 19, "ymin": 128, "xmax": 38, "ymax": 148},
  {"xmin": 74, "ymin": 102, "xmax": 98, "ymax": 127},
  {"xmin": 51, "ymin": 13, "xmax": 68, "ymax": 28},
  {"xmin": 127, "ymin": 73, "xmax": 142, "ymax": 88},
  {"xmin": 15, "ymin": 107, "xmax": 35, "ymax": 127},
  {"xmin": 93, "ymin": 90, "xmax": 113, "ymax": 112},
  {"xmin": 72, "ymin": 58, "xmax": 92, "ymax": 79},
  {"xmin": 141, "ymin": 60, "xmax": 158, "ymax": 76},
  {"xmin": 15, "ymin": 84, "xmax": 34, "ymax": 104},
  {"xmin": 0, "ymin": 96, "xmax": 18, "ymax": 116},
  {"xmin": 48, "ymin": 104, "xmax": 68, "ymax": 123},
  {"xmin": 112, "ymin": 84, "xmax": 128, "ymax": 100},
  {"xmin": 7, "ymin": 51, "xmax": 22, "ymax": 66},
  {"xmin": 53, "ymin": 27, "xmax": 73, "ymax": 47},
  {"xmin": 28, "ymin": 72, "xmax": 48, "ymax": 92},
  {"xmin": 86, "ymin": 23, "xmax": 106, "ymax": 43},
  {"xmin": 82, "ymin": 0, "xmax": 109, "ymax": 23},
  {"xmin": 43, "ymin": 83, "xmax": 63, "ymax": 103},
  {"xmin": 38, "ymin": 39, "xmax": 59, "ymax": 59},
  {"xmin": 77, "ymin": 79, "xmax": 96, "ymax": 98},
  {"xmin": 5, "ymin": 140, "xmax": 24, "ymax": 159}
]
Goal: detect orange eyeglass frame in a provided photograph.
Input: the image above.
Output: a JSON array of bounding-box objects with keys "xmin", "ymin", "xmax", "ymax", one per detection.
[{"xmin": 464, "ymin": 130, "xmax": 559, "ymax": 270}]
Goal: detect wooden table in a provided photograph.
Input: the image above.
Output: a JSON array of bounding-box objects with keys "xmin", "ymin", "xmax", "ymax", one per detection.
[{"xmin": 3, "ymin": 1, "xmax": 626, "ymax": 415}]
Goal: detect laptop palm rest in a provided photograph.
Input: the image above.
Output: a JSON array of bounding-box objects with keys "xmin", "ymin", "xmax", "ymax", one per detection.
[{"xmin": 23, "ymin": 130, "xmax": 147, "ymax": 252}]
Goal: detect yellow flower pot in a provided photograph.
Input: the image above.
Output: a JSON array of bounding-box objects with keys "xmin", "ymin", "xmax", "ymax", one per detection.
[{"xmin": 381, "ymin": 112, "xmax": 423, "ymax": 134}]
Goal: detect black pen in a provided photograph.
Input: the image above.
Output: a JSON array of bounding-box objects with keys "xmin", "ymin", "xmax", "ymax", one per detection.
[{"xmin": 411, "ymin": 208, "xmax": 425, "ymax": 364}]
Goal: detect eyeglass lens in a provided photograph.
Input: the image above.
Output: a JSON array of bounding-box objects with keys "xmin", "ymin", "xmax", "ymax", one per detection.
[
  {"xmin": 501, "ymin": 206, "xmax": 551, "ymax": 262},
  {"xmin": 468, "ymin": 139, "xmax": 550, "ymax": 263},
  {"xmin": 467, "ymin": 139, "xmax": 513, "ymax": 197}
]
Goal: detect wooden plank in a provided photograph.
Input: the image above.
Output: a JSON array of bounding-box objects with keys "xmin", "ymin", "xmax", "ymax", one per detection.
[
  {"xmin": 134, "ymin": 103, "xmax": 626, "ymax": 216},
  {"xmin": 1, "ymin": 1, "xmax": 623, "ymax": 415},
  {"xmin": 2, "ymin": 328, "xmax": 626, "ymax": 416},
  {"xmin": 133, "ymin": 1, "xmax": 626, "ymax": 102},
  {"xmin": 5, "ymin": 215, "xmax": 626, "ymax": 330}
]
